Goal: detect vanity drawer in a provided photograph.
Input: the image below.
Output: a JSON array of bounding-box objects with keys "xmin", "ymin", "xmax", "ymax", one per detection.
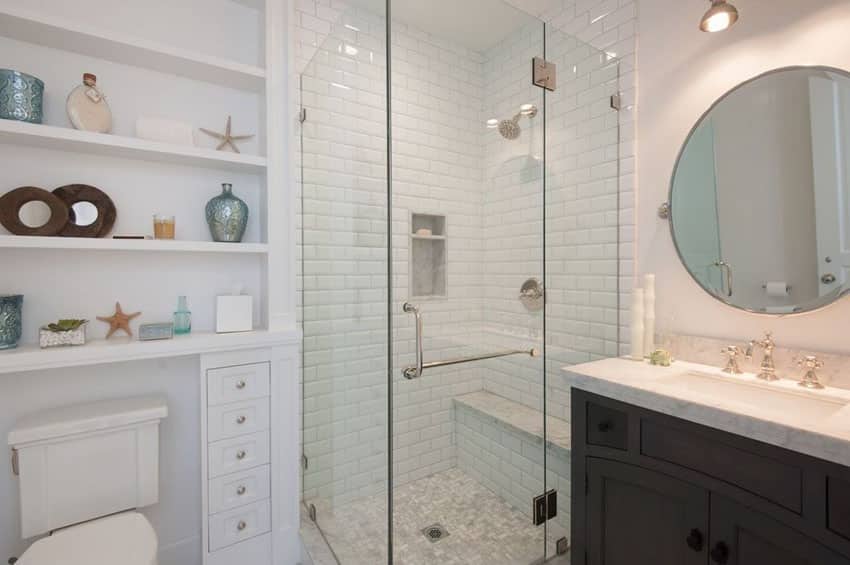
[
  {"xmin": 586, "ymin": 401, "xmax": 628, "ymax": 450},
  {"xmin": 207, "ymin": 363, "xmax": 270, "ymax": 406},
  {"xmin": 209, "ymin": 465, "xmax": 271, "ymax": 514},
  {"xmin": 208, "ymin": 499, "xmax": 271, "ymax": 552},
  {"xmin": 208, "ymin": 398, "xmax": 270, "ymax": 442},
  {"xmin": 828, "ymin": 475, "xmax": 850, "ymax": 541},
  {"xmin": 641, "ymin": 418, "xmax": 803, "ymax": 513},
  {"xmin": 208, "ymin": 431, "xmax": 270, "ymax": 479}
]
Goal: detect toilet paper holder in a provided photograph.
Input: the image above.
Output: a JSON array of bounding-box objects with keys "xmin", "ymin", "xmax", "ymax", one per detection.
[{"xmin": 762, "ymin": 282, "xmax": 792, "ymax": 292}]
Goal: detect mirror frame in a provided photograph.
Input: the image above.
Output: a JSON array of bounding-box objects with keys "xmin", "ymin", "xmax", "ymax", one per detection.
[{"xmin": 666, "ymin": 65, "xmax": 850, "ymax": 316}]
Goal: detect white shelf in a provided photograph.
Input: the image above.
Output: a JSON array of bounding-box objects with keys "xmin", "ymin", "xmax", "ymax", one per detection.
[
  {"xmin": 0, "ymin": 236, "xmax": 269, "ymax": 254},
  {"xmin": 0, "ymin": 330, "xmax": 299, "ymax": 375},
  {"xmin": 0, "ymin": 3, "xmax": 266, "ymax": 91},
  {"xmin": 411, "ymin": 234, "xmax": 446, "ymax": 240},
  {"xmin": 0, "ymin": 120, "xmax": 267, "ymax": 173}
]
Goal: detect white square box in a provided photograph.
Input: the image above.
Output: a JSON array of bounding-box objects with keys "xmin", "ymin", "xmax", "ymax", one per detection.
[{"xmin": 216, "ymin": 296, "xmax": 253, "ymax": 333}]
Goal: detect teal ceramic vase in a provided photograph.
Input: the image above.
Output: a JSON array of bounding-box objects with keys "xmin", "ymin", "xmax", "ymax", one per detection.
[
  {"xmin": 205, "ymin": 183, "xmax": 248, "ymax": 243},
  {"xmin": 0, "ymin": 70, "xmax": 44, "ymax": 124},
  {"xmin": 0, "ymin": 294, "xmax": 23, "ymax": 350}
]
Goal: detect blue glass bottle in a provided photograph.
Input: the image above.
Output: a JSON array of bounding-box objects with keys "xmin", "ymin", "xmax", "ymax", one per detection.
[{"xmin": 174, "ymin": 296, "xmax": 192, "ymax": 335}]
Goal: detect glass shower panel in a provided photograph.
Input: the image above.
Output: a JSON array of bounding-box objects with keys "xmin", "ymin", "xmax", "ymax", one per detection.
[
  {"xmin": 390, "ymin": 2, "xmax": 550, "ymax": 563},
  {"xmin": 299, "ymin": 5, "xmax": 390, "ymax": 564},
  {"xmin": 544, "ymin": 18, "xmax": 622, "ymax": 557}
]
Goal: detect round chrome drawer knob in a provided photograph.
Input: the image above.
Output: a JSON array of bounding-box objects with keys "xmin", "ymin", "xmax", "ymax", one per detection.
[
  {"xmin": 237, "ymin": 521, "xmax": 247, "ymax": 531},
  {"xmin": 237, "ymin": 485, "xmax": 247, "ymax": 496},
  {"xmin": 236, "ymin": 450, "xmax": 247, "ymax": 460},
  {"xmin": 236, "ymin": 415, "xmax": 247, "ymax": 424},
  {"xmin": 236, "ymin": 380, "xmax": 247, "ymax": 390}
]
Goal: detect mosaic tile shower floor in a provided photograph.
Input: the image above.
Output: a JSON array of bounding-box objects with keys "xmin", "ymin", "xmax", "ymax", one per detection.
[{"xmin": 302, "ymin": 468, "xmax": 569, "ymax": 565}]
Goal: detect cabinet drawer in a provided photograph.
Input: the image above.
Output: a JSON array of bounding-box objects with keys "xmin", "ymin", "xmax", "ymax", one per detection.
[
  {"xmin": 586, "ymin": 401, "xmax": 628, "ymax": 450},
  {"xmin": 208, "ymin": 399, "xmax": 270, "ymax": 442},
  {"xmin": 641, "ymin": 418, "xmax": 802, "ymax": 513},
  {"xmin": 209, "ymin": 465, "xmax": 271, "ymax": 514},
  {"xmin": 828, "ymin": 475, "xmax": 850, "ymax": 541},
  {"xmin": 208, "ymin": 499, "xmax": 271, "ymax": 552},
  {"xmin": 207, "ymin": 363, "xmax": 270, "ymax": 406},
  {"xmin": 208, "ymin": 431, "xmax": 270, "ymax": 479}
]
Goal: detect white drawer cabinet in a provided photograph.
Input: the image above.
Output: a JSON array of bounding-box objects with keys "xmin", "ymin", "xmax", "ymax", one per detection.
[
  {"xmin": 208, "ymin": 431, "xmax": 270, "ymax": 479},
  {"xmin": 208, "ymin": 499, "xmax": 271, "ymax": 552},
  {"xmin": 207, "ymin": 398, "xmax": 270, "ymax": 442},
  {"xmin": 201, "ymin": 345, "xmax": 299, "ymax": 565},
  {"xmin": 209, "ymin": 465, "xmax": 271, "ymax": 514},
  {"xmin": 207, "ymin": 363, "xmax": 270, "ymax": 406}
]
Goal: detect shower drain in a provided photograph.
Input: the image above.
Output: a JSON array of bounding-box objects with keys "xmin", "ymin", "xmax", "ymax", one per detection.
[{"xmin": 422, "ymin": 523, "xmax": 450, "ymax": 543}]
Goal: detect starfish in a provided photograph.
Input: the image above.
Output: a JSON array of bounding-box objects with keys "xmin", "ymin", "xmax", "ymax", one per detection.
[
  {"xmin": 97, "ymin": 302, "xmax": 142, "ymax": 339},
  {"xmin": 200, "ymin": 116, "xmax": 254, "ymax": 154}
]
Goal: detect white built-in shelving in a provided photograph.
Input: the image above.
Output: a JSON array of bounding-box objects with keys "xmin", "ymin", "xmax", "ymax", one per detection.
[
  {"xmin": 0, "ymin": 120, "xmax": 268, "ymax": 173},
  {"xmin": 0, "ymin": 3, "xmax": 266, "ymax": 91},
  {"xmin": 0, "ymin": 235, "xmax": 269, "ymax": 254},
  {"xmin": 0, "ymin": 329, "xmax": 297, "ymax": 375}
]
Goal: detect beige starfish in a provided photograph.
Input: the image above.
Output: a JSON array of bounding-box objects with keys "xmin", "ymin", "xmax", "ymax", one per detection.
[
  {"xmin": 97, "ymin": 302, "xmax": 142, "ymax": 339},
  {"xmin": 200, "ymin": 116, "xmax": 254, "ymax": 154}
]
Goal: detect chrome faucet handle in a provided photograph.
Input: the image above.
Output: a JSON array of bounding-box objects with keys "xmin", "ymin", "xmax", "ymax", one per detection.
[
  {"xmin": 796, "ymin": 355, "xmax": 825, "ymax": 389},
  {"xmin": 721, "ymin": 345, "xmax": 745, "ymax": 374}
]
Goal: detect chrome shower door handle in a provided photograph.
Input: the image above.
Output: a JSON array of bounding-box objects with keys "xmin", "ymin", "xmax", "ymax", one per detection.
[{"xmin": 403, "ymin": 303, "xmax": 423, "ymax": 379}]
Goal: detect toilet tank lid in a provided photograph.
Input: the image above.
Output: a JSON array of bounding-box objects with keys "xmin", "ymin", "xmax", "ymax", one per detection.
[{"xmin": 8, "ymin": 396, "xmax": 168, "ymax": 447}]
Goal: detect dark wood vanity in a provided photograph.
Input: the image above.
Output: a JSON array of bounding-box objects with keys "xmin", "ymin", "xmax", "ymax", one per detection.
[{"xmin": 571, "ymin": 389, "xmax": 850, "ymax": 564}]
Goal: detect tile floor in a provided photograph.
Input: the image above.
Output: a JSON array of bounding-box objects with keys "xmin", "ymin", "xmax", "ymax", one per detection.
[{"xmin": 301, "ymin": 468, "xmax": 570, "ymax": 565}]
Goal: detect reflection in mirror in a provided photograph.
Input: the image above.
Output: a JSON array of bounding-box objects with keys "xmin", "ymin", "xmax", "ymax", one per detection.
[
  {"xmin": 71, "ymin": 201, "xmax": 99, "ymax": 227},
  {"xmin": 671, "ymin": 67, "xmax": 850, "ymax": 314},
  {"xmin": 18, "ymin": 200, "xmax": 52, "ymax": 228}
]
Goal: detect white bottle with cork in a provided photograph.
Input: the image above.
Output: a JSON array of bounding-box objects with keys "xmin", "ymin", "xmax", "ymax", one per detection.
[
  {"xmin": 66, "ymin": 73, "xmax": 112, "ymax": 133},
  {"xmin": 644, "ymin": 273, "xmax": 656, "ymax": 355},
  {"xmin": 630, "ymin": 288, "xmax": 645, "ymax": 360}
]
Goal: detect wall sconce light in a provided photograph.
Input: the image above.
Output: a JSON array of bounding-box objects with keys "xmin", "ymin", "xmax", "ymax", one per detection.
[{"xmin": 700, "ymin": 0, "xmax": 739, "ymax": 33}]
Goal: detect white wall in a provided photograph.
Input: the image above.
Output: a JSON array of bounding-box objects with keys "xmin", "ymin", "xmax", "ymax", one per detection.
[{"xmin": 637, "ymin": 0, "xmax": 850, "ymax": 353}]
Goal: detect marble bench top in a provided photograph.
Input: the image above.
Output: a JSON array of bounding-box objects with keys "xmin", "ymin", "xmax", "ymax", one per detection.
[
  {"xmin": 563, "ymin": 357, "xmax": 850, "ymax": 468},
  {"xmin": 453, "ymin": 391, "xmax": 571, "ymax": 453}
]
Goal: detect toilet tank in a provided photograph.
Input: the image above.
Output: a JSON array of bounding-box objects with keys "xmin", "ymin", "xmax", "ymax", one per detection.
[{"xmin": 8, "ymin": 396, "xmax": 168, "ymax": 538}]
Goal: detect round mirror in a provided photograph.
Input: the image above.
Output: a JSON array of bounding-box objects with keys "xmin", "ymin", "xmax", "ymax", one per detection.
[
  {"xmin": 18, "ymin": 200, "xmax": 52, "ymax": 228},
  {"xmin": 70, "ymin": 201, "xmax": 99, "ymax": 227},
  {"xmin": 670, "ymin": 66, "xmax": 850, "ymax": 314}
]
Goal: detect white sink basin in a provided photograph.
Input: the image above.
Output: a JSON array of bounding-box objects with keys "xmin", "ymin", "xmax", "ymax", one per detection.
[{"xmin": 655, "ymin": 371, "xmax": 850, "ymax": 422}]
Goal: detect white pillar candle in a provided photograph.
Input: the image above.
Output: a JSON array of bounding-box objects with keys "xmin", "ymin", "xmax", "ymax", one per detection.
[
  {"xmin": 644, "ymin": 273, "xmax": 656, "ymax": 354},
  {"xmin": 630, "ymin": 288, "xmax": 645, "ymax": 361}
]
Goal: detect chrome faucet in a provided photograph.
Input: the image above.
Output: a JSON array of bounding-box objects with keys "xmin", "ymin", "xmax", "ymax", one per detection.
[
  {"xmin": 721, "ymin": 345, "xmax": 747, "ymax": 374},
  {"xmin": 746, "ymin": 331, "xmax": 778, "ymax": 381},
  {"xmin": 796, "ymin": 355, "xmax": 825, "ymax": 389}
]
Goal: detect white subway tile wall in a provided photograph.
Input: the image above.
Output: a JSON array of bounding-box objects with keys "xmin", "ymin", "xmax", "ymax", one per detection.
[{"xmin": 296, "ymin": 0, "xmax": 636, "ymax": 512}]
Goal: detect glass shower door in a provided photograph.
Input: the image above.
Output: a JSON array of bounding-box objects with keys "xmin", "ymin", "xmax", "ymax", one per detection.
[{"xmin": 390, "ymin": 3, "xmax": 552, "ymax": 563}]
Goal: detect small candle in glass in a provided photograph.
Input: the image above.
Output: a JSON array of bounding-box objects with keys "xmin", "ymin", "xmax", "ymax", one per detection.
[{"xmin": 153, "ymin": 215, "xmax": 175, "ymax": 239}]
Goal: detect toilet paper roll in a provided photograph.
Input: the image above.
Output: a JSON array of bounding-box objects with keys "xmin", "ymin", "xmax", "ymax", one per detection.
[
  {"xmin": 135, "ymin": 116, "xmax": 196, "ymax": 147},
  {"xmin": 765, "ymin": 281, "xmax": 789, "ymax": 297}
]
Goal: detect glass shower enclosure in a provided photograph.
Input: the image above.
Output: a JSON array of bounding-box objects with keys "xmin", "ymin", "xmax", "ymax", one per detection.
[{"xmin": 299, "ymin": 1, "xmax": 622, "ymax": 562}]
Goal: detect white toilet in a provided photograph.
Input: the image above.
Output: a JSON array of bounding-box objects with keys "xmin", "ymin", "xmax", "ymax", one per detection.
[{"xmin": 7, "ymin": 396, "xmax": 168, "ymax": 565}]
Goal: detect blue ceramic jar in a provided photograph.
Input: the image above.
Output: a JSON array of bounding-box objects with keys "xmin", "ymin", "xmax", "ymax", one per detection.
[
  {"xmin": 0, "ymin": 295, "xmax": 23, "ymax": 350},
  {"xmin": 0, "ymin": 70, "xmax": 44, "ymax": 124}
]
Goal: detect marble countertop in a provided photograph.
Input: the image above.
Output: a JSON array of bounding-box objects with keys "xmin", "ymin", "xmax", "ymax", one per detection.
[{"xmin": 563, "ymin": 357, "xmax": 850, "ymax": 468}]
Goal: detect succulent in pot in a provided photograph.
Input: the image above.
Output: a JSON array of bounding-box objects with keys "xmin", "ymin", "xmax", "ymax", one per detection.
[{"xmin": 39, "ymin": 319, "xmax": 88, "ymax": 348}]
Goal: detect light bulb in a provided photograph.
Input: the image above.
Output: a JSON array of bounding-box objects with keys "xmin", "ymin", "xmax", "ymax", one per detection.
[{"xmin": 700, "ymin": 0, "xmax": 739, "ymax": 33}]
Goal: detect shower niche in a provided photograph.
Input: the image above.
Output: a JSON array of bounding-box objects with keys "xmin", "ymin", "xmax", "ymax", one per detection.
[{"xmin": 410, "ymin": 213, "xmax": 447, "ymax": 299}]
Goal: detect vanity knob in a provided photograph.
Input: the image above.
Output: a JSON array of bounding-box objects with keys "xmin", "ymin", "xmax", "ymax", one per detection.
[
  {"xmin": 710, "ymin": 541, "xmax": 729, "ymax": 564},
  {"xmin": 236, "ymin": 485, "xmax": 247, "ymax": 496},
  {"xmin": 237, "ymin": 520, "xmax": 247, "ymax": 532},
  {"xmin": 236, "ymin": 415, "xmax": 247, "ymax": 425},
  {"xmin": 236, "ymin": 380, "xmax": 247, "ymax": 390},
  {"xmin": 686, "ymin": 528, "xmax": 704, "ymax": 552},
  {"xmin": 236, "ymin": 450, "xmax": 247, "ymax": 460}
]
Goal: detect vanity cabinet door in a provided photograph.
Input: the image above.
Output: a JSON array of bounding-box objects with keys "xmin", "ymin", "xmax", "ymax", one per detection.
[
  {"xmin": 709, "ymin": 496, "xmax": 850, "ymax": 565},
  {"xmin": 586, "ymin": 458, "xmax": 709, "ymax": 565}
]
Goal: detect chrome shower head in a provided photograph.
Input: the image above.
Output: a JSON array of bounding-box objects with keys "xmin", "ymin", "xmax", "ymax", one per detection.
[
  {"xmin": 498, "ymin": 116, "xmax": 522, "ymax": 140},
  {"xmin": 492, "ymin": 104, "xmax": 538, "ymax": 141}
]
